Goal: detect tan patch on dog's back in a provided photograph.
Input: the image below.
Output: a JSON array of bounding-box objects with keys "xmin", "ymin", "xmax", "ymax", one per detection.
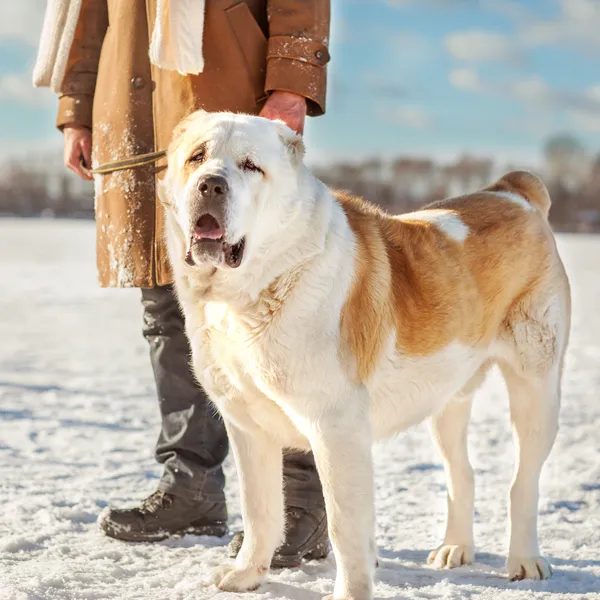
[{"xmin": 337, "ymin": 173, "xmax": 557, "ymax": 382}]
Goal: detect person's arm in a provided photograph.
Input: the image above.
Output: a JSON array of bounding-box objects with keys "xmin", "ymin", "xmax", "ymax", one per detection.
[
  {"xmin": 58, "ymin": 0, "xmax": 108, "ymax": 180},
  {"xmin": 261, "ymin": 0, "xmax": 331, "ymax": 129}
]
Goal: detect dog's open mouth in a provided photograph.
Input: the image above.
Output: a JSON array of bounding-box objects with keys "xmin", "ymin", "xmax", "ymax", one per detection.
[{"xmin": 185, "ymin": 214, "xmax": 245, "ymax": 269}]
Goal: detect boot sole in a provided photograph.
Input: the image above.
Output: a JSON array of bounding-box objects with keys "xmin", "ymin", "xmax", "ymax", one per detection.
[
  {"xmin": 101, "ymin": 521, "xmax": 228, "ymax": 543},
  {"xmin": 271, "ymin": 539, "xmax": 330, "ymax": 569}
]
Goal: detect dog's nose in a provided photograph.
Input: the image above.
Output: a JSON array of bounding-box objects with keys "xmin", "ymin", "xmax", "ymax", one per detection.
[{"xmin": 198, "ymin": 175, "xmax": 228, "ymax": 198}]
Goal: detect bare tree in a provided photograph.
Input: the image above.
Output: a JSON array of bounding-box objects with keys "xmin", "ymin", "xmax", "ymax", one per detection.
[{"xmin": 544, "ymin": 134, "xmax": 589, "ymax": 190}]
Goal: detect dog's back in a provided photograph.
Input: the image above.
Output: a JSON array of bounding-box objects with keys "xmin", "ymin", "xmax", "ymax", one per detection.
[{"xmin": 337, "ymin": 171, "xmax": 568, "ymax": 385}]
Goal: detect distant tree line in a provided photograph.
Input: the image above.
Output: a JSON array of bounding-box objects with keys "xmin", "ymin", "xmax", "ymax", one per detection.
[
  {"xmin": 1, "ymin": 134, "xmax": 599, "ymax": 232},
  {"xmin": 0, "ymin": 161, "xmax": 94, "ymax": 219},
  {"xmin": 314, "ymin": 134, "xmax": 600, "ymax": 233}
]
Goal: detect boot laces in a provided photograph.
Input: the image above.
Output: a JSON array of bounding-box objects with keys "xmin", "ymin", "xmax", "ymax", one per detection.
[
  {"xmin": 286, "ymin": 506, "xmax": 306, "ymax": 524},
  {"xmin": 140, "ymin": 490, "xmax": 173, "ymax": 514}
]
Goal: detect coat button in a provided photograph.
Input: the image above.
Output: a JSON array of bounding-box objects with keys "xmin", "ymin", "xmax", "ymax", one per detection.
[{"xmin": 131, "ymin": 76, "xmax": 145, "ymax": 89}]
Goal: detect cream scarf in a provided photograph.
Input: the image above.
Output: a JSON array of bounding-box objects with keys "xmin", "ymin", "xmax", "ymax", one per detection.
[{"xmin": 33, "ymin": 0, "xmax": 206, "ymax": 94}]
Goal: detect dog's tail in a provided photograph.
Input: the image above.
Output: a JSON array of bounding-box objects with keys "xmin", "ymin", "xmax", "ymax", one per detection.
[{"xmin": 485, "ymin": 171, "xmax": 551, "ymax": 219}]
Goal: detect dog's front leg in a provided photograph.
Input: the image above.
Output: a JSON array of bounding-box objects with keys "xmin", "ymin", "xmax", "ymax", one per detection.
[
  {"xmin": 213, "ymin": 422, "xmax": 284, "ymax": 592},
  {"xmin": 308, "ymin": 394, "xmax": 376, "ymax": 600}
]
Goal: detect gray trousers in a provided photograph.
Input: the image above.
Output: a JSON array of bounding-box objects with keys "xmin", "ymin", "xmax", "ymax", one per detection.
[{"xmin": 141, "ymin": 285, "xmax": 324, "ymax": 509}]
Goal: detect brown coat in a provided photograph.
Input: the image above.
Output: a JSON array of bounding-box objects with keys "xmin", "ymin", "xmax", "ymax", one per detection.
[{"xmin": 56, "ymin": 0, "xmax": 330, "ymax": 287}]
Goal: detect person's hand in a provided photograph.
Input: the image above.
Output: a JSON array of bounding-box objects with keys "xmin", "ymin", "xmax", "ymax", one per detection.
[
  {"xmin": 259, "ymin": 90, "xmax": 307, "ymax": 135},
  {"xmin": 63, "ymin": 125, "xmax": 93, "ymax": 181}
]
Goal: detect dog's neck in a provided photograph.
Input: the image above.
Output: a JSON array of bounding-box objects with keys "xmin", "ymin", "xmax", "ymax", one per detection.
[
  {"xmin": 240, "ymin": 168, "xmax": 333, "ymax": 301},
  {"xmin": 174, "ymin": 168, "xmax": 335, "ymax": 314}
]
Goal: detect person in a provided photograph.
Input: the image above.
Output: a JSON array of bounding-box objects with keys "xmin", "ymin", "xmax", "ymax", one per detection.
[{"xmin": 36, "ymin": 0, "xmax": 330, "ymax": 567}]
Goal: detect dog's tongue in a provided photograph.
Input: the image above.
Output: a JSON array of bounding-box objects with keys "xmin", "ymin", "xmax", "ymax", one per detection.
[{"xmin": 194, "ymin": 214, "xmax": 223, "ymax": 240}]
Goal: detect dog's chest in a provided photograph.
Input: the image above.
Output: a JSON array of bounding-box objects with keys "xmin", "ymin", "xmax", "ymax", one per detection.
[
  {"xmin": 198, "ymin": 303, "xmax": 307, "ymax": 444},
  {"xmin": 202, "ymin": 303, "xmax": 284, "ymax": 384}
]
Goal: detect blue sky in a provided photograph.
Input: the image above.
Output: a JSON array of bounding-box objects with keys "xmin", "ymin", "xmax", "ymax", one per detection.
[{"xmin": 1, "ymin": 0, "xmax": 600, "ymax": 166}]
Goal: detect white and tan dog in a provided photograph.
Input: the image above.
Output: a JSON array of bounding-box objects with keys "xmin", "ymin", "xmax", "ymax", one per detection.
[{"xmin": 160, "ymin": 111, "xmax": 570, "ymax": 600}]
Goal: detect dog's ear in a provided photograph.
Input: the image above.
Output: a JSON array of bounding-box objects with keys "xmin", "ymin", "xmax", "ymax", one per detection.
[
  {"xmin": 156, "ymin": 176, "xmax": 174, "ymax": 208},
  {"xmin": 275, "ymin": 120, "xmax": 305, "ymax": 164}
]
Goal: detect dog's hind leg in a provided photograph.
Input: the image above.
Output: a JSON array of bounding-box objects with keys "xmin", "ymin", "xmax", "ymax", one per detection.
[
  {"xmin": 213, "ymin": 422, "xmax": 284, "ymax": 592},
  {"xmin": 427, "ymin": 392, "xmax": 476, "ymax": 569},
  {"xmin": 498, "ymin": 294, "xmax": 567, "ymax": 581},
  {"xmin": 500, "ymin": 360, "xmax": 560, "ymax": 581}
]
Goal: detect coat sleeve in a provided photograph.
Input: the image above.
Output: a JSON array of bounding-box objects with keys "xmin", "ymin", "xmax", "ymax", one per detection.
[
  {"xmin": 56, "ymin": 0, "xmax": 109, "ymax": 130},
  {"xmin": 265, "ymin": 0, "xmax": 331, "ymax": 117}
]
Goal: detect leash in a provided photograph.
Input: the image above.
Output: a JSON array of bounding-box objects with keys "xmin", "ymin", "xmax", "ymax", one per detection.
[{"xmin": 81, "ymin": 149, "xmax": 167, "ymax": 176}]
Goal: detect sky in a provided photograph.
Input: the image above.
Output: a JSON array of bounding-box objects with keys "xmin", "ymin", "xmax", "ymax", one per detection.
[{"xmin": 1, "ymin": 0, "xmax": 600, "ymax": 167}]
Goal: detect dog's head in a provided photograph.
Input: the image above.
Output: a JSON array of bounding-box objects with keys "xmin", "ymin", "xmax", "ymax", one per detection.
[{"xmin": 161, "ymin": 111, "xmax": 306, "ymax": 272}]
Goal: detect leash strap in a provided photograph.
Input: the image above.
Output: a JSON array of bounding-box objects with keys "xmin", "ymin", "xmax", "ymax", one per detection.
[{"xmin": 82, "ymin": 149, "xmax": 167, "ymax": 175}]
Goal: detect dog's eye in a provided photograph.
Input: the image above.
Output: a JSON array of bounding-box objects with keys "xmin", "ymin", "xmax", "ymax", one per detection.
[
  {"xmin": 239, "ymin": 158, "xmax": 264, "ymax": 175},
  {"xmin": 188, "ymin": 148, "xmax": 206, "ymax": 164}
]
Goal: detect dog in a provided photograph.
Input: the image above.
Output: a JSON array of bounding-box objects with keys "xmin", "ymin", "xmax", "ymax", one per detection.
[{"xmin": 160, "ymin": 110, "xmax": 571, "ymax": 600}]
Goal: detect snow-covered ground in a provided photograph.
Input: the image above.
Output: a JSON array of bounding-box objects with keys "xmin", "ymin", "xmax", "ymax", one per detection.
[{"xmin": 0, "ymin": 218, "xmax": 598, "ymax": 600}]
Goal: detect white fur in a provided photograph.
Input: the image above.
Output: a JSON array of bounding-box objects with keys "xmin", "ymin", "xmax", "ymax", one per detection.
[
  {"xmin": 162, "ymin": 113, "xmax": 570, "ymax": 599},
  {"xmin": 398, "ymin": 209, "xmax": 470, "ymax": 242}
]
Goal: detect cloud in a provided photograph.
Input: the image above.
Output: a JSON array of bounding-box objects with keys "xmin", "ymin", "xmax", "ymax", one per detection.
[
  {"xmin": 370, "ymin": 82, "xmax": 407, "ymax": 99},
  {"xmin": 0, "ymin": 1, "xmax": 45, "ymax": 47},
  {"xmin": 504, "ymin": 113, "xmax": 556, "ymax": 137},
  {"xmin": 383, "ymin": 105, "xmax": 434, "ymax": 129},
  {"xmin": 585, "ymin": 84, "xmax": 600, "ymax": 102},
  {"xmin": 373, "ymin": 0, "xmax": 524, "ymax": 12},
  {"xmin": 567, "ymin": 110, "xmax": 600, "ymax": 133},
  {"xmin": 448, "ymin": 68, "xmax": 483, "ymax": 93},
  {"xmin": 449, "ymin": 67, "xmax": 600, "ymax": 135},
  {"xmin": 448, "ymin": 67, "xmax": 599, "ymax": 111},
  {"xmin": 479, "ymin": 0, "xmax": 532, "ymax": 22},
  {"xmin": 445, "ymin": 30, "xmax": 524, "ymax": 65},
  {"xmin": 390, "ymin": 31, "xmax": 430, "ymax": 53},
  {"xmin": 363, "ymin": 72, "xmax": 406, "ymax": 99},
  {"xmin": 442, "ymin": 0, "xmax": 600, "ymax": 67},
  {"xmin": 481, "ymin": 0, "xmax": 600, "ymax": 55},
  {"xmin": 567, "ymin": 85, "xmax": 600, "ymax": 133},
  {"xmin": 384, "ymin": 0, "xmax": 472, "ymax": 7},
  {"xmin": 524, "ymin": 0, "xmax": 600, "ymax": 52},
  {"xmin": 0, "ymin": 71, "xmax": 56, "ymax": 107}
]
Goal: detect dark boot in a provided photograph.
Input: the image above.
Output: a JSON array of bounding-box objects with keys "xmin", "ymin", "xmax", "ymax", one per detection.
[
  {"xmin": 228, "ymin": 505, "xmax": 329, "ymax": 568},
  {"xmin": 98, "ymin": 490, "xmax": 228, "ymax": 542}
]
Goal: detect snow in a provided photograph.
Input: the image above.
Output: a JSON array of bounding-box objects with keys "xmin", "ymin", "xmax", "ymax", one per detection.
[{"xmin": 1, "ymin": 218, "xmax": 599, "ymax": 600}]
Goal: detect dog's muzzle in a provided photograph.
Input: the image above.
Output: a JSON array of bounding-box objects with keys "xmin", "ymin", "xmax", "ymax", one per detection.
[{"xmin": 185, "ymin": 175, "xmax": 246, "ymax": 269}]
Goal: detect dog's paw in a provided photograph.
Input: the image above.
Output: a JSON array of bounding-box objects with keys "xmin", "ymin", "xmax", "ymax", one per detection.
[
  {"xmin": 507, "ymin": 556, "xmax": 552, "ymax": 581},
  {"xmin": 322, "ymin": 578, "xmax": 372, "ymax": 600},
  {"xmin": 212, "ymin": 563, "xmax": 268, "ymax": 592},
  {"xmin": 322, "ymin": 593, "xmax": 370, "ymax": 600},
  {"xmin": 428, "ymin": 544, "xmax": 473, "ymax": 569}
]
